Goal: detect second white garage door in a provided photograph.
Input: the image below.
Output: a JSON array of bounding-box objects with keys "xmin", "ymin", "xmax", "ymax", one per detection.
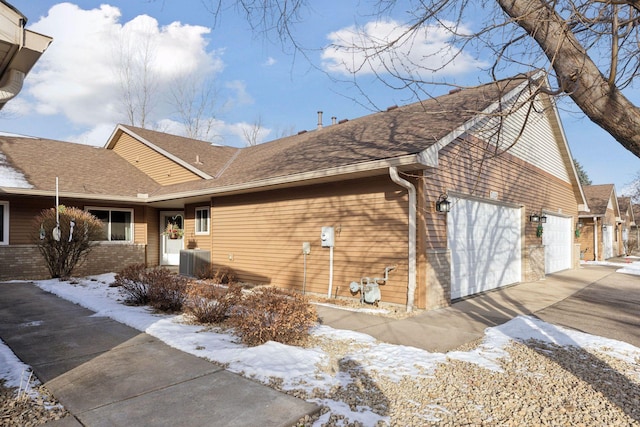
[
  {"xmin": 542, "ymin": 214, "xmax": 573, "ymax": 273},
  {"xmin": 448, "ymin": 197, "xmax": 522, "ymax": 299}
]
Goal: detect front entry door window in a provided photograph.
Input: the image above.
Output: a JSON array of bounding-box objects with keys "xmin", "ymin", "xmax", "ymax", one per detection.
[{"xmin": 161, "ymin": 212, "xmax": 184, "ymax": 265}]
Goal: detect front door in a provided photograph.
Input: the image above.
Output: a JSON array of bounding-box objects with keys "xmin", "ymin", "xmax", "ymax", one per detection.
[{"xmin": 161, "ymin": 211, "xmax": 184, "ymax": 265}]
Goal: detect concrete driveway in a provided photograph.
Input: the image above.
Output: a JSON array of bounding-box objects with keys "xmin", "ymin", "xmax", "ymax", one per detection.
[{"xmin": 317, "ymin": 263, "xmax": 640, "ymax": 352}]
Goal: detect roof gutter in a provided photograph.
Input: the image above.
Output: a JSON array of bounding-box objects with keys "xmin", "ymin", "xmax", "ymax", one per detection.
[
  {"xmin": 148, "ymin": 153, "xmax": 431, "ymax": 203},
  {"xmin": 389, "ymin": 166, "xmax": 416, "ymax": 313},
  {"xmin": 0, "ymin": 153, "xmax": 431, "ymax": 205},
  {"xmin": 0, "ymin": 69, "xmax": 25, "ymax": 104}
]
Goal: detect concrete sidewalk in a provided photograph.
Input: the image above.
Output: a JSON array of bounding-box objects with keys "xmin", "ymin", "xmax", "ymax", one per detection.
[
  {"xmin": 1, "ymin": 262, "xmax": 637, "ymax": 426},
  {"xmin": 317, "ymin": 263, "xmax": 639, "ymax": 352},
  {"xmin": 0, "ymin": 283, "xmax": 319, "ymax": 427}
]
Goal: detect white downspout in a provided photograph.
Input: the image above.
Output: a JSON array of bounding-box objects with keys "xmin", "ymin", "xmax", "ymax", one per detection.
[
  {"xmin": 389, "ymin": 167, "xmax": 416, "ymax": 312},
  {"xmin": 593, "ymin": 217, "xmax": 598, "ymax": 261}
]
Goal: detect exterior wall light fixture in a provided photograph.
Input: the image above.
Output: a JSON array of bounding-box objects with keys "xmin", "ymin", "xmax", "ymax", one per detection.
[
  {"xmin": 529, "ymin": 213, "xmax": 540, "ymax": 222},
  {"xmin": 436, "ymin": 194, "xmax": 451, "ymax": 213},
  {"xmin": 540, "ymin": 214, "xmax": 547, "ymax": 223}
]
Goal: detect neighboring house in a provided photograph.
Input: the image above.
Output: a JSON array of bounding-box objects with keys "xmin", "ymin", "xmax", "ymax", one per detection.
[
  {"xmin": 632, "ymin": 204, "xmax": 640, "ymax": 254},
  {"xmin": 617, "ymin": 197, "xmax": 635, "ymax": 255},
  {"xmin": 577, "ymin": 185, "xmax": 622, "ymax": 260},
  {"xmin": 0, "ymin": 1, "xmax": 52, "ymax": 109},
  {"xmin": 0, "ymin": 75, "xmax": 588, "ymax": 311}
]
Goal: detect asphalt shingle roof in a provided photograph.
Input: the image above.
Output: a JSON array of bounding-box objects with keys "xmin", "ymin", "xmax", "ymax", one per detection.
[
  {"xmin": 581, "ymin": 184, "xmax": 616, "ymax": 216},
  {"xmin": 0, "ymin": 137, "xmax": 160, "ymax": 197},
  {"xmin": 1, "ymin": 75, "xmax": 534, "ymax": 199}
]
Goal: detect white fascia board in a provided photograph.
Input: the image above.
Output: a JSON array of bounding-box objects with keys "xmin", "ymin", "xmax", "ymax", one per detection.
[
  {"xmin": 419, "ymin": 74, "xmax": 542, "ymax": 171},
  {"xmin": 0, "ymin": 187, "xmax": 146, "ymax": 203},
  {"xmin": 105, "ymin": 125, "xmax": 213, "ymax": 180}
]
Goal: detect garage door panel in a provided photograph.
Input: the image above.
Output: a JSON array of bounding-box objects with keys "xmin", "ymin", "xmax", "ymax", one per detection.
[
  {"xmin": 448, "ymin": 198, "xmax": 522, "ymax": 299},
  {"xmin": 542, "ymin": 214, "xmax": 572, "ymax": 273}
]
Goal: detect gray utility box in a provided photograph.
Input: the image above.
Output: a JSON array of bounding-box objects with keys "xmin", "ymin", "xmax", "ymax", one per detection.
[{"xmin": 179, "ymin": 249, "xmax": 211, "ymax": 277}]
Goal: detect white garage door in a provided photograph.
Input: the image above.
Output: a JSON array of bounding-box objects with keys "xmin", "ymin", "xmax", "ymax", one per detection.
[
  {"xmin": 602, "ymin": 225, "xmax": 614, "ymax": 259},
  {"xmin": 542, "ymin": 214, "xmax": 572, "ymax": 274},
  {"xmin": 448, "ymin": 197, "xmax": 522, "ymax": 299}
]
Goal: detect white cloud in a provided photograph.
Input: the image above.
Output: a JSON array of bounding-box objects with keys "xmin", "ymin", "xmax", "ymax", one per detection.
[
  {"xmin": 263, "ymin": 57, "xmax": 277, "ymax": 66},
  {"xmin": 25, "ymin": 3, "xmax": 224, "ymax": 130},
  {"xmin": 225, "ymin": 80, "xmax": 254, "ymax": 107},
  {"xmin": 67, "ymin": 123, "xmax": 116, "ymax": 147},
  {"xmin": 322, "ymin": 19, "xmax": 485, "ymax": 78}
]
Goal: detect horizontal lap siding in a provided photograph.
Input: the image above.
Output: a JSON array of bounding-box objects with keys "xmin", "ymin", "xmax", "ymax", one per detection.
[
  {"xmin": 426, "ymin": 137, "xmax": 579, "ymax": 249},
  {"xmin": 184, "ymin": 203, "xmax": 212, "ymax": 252},
  {"xmin": 211, "ymin": 176, "xmax": 410, "ymax": 306},
  {"xmin": 3, "ymin": 195, "xmax": 147, "ymax": 246},
  {"xmin": 111, "ymin": 133, "xmax": 202, "ymax": 185}
]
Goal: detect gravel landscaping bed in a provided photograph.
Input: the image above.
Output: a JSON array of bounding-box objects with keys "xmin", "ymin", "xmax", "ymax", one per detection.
[
  {"xmin": 293, "ymin": 337, "xmax": 640, "ymax": 426},
  {"xmin": 0, "ymin": 381, "xmax": 68, "ymax": 426},
  {"xmin": 3, "ymin": 335, "xmax": 639, "ymax": 426}
]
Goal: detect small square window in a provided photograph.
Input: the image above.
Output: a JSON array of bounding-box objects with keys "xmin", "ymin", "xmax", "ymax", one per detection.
[{"xmin": 195, "ymin": 207, "xmax": 210, "ymax": 234}]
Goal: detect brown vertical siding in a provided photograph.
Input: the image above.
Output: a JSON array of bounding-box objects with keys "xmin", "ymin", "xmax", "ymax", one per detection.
[
  {"xmin": 111, "ymin": 133, "xmax": 203, "ymax": 185},
  {"xmin": 145, "ymin": 206, "xmax": 160, "ymax": 266},
  {"xmin": 211, "ymin": 176, "xmax": 411, "ymax": 306}
]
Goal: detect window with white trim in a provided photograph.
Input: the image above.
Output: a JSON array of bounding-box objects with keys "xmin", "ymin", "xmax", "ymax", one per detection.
[
  {"xmin": 0, "ymin": 201, "xmax": 8, "ymax": 245},
  {"xmin": 195, "ymin": 207, "xmax": 210, "ymax": 235},
  {"xmin": 87, "ymin": 207, "xmax": 133, "ymax": 241}
]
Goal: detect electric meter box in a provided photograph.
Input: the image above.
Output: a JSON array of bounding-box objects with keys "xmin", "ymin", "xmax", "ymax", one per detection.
[
  {"xmin": 302, "ymin": 241, "xmax": 311, "ymax": 255},
  {"xmin": 320, "ymin": 226, "xmax": 335, "ymax": 247}
]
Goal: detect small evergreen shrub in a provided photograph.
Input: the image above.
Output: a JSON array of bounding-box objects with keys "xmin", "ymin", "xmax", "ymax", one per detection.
[
  {"xmin": 185, "ymin": 282, "xmax": 242, "ymax": 324},
  {"xmin": 228, "ymin": 287, "xmax": 318, "ymax": 346}
]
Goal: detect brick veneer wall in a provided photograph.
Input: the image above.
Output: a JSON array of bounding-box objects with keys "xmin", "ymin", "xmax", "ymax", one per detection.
[
  {"xmin": 424, "ymin": 249, "xmax": 451, "ymax": 310},
  {"xmin": 0, "ymin": 243, "xmax": 146, "ymax": 281},
  {"xmin": 524, "ymin": 245, "xmax": 545, "ymax": 282}
]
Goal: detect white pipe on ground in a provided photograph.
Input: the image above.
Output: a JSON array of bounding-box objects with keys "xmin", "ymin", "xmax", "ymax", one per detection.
[{"xmin": 389, "ymin": 167, "xmax": 416, "ymax": 312}]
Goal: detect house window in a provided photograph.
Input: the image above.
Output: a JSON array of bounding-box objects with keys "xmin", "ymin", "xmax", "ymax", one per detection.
[
  {"xmin": 87, "ymin": 207, "xmax": 133, "ymax": 241},
  {"xmin": 195, "ymin": 207, "xmax": 210, "ymax": 235},
  {"xmin": 0, "ymin": 201, "xmax": 8, "ymax": 245}
]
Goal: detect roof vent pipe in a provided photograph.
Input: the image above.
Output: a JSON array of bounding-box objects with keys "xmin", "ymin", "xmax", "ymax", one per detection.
[
  {"xmin": 317, "ymin": 111, "xmax": 323, "ymax": 129},
  {"xmin": 331, "ymin": 116, "xmax": 337, "ymax": 125},
  {"xmin": 389, "ymin": 167, "xmax": 416, "ymax": 312}
]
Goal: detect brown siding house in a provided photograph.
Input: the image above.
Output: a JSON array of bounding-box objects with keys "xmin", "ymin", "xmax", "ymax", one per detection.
[
  {"xmin": 0, "ymin": 75, "xmax": 589, "ymax": 311},
  {"xmin": 578, "ymin": 184, "xmax": 622, "ymax": 260}
]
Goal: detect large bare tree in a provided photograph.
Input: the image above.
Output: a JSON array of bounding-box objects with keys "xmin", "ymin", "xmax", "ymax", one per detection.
[{"xmin": 204, "ymin": 0, "xmax": 640, "ymax": 158}]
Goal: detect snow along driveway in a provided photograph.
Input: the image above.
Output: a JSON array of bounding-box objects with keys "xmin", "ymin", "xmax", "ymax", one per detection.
[{"xmin": 2, "ymin": 262, "xmax": 640, "ymax": 425}]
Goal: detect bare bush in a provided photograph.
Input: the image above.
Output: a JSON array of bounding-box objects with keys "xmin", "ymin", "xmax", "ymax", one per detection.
[
  {"xmin": 196, "ymin": 265, "xmax": 237, "ymax": 284},
  {"xmin": 185, "ymin": 282, "xmax": 242, "ymax": 324},
  {"xmin": 113, "ymin": 264, "xmax": 150, "ymax": 305},
  {"xmin": 33, "ymin": 206, "xmax": 104, "ymax": 279},
  {"xmin": 147, "ymin": 269, "xmax": 188, "ymax": 313},
  {"xmin": 228, "ymin": 287, "xmax": 318, "ymax": 346},
  {"xmin": 113, "ymin": 264, "xmax": 187, "ymax": 312}
]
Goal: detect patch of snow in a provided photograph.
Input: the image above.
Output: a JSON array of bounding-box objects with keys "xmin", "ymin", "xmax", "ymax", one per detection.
[{"xmin": 0, "ymin": 153, "xmax": 32, "ymax": 188}]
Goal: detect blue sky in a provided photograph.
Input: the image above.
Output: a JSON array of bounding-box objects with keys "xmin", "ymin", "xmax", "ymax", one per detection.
[{"xmin": 4, "ymin": 1, "xmax": 639, "ymax": 194}]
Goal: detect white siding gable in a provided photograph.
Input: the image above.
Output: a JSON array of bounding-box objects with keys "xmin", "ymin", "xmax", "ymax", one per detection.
[{"xmin": 469, "ymin": 95, "xmax": 570, "ymax": 183}]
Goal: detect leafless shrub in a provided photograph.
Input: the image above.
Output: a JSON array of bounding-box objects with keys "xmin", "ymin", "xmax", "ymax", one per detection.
[
  {"xmin": 228, "ymin": 287, "xmax": 318, "ymax": 346},
  {"xmin": 114, "ymin": 264, "xmax": 187, "ymax": 312},
  {"xmin": 185, "ymin": 282, "xmax": 243, "ymax": 324}
]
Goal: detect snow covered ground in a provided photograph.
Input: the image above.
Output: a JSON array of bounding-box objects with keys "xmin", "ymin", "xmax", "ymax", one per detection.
[{"xmin": 1, "ymin": 259, "xmax": 639, "ymax": 425}]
